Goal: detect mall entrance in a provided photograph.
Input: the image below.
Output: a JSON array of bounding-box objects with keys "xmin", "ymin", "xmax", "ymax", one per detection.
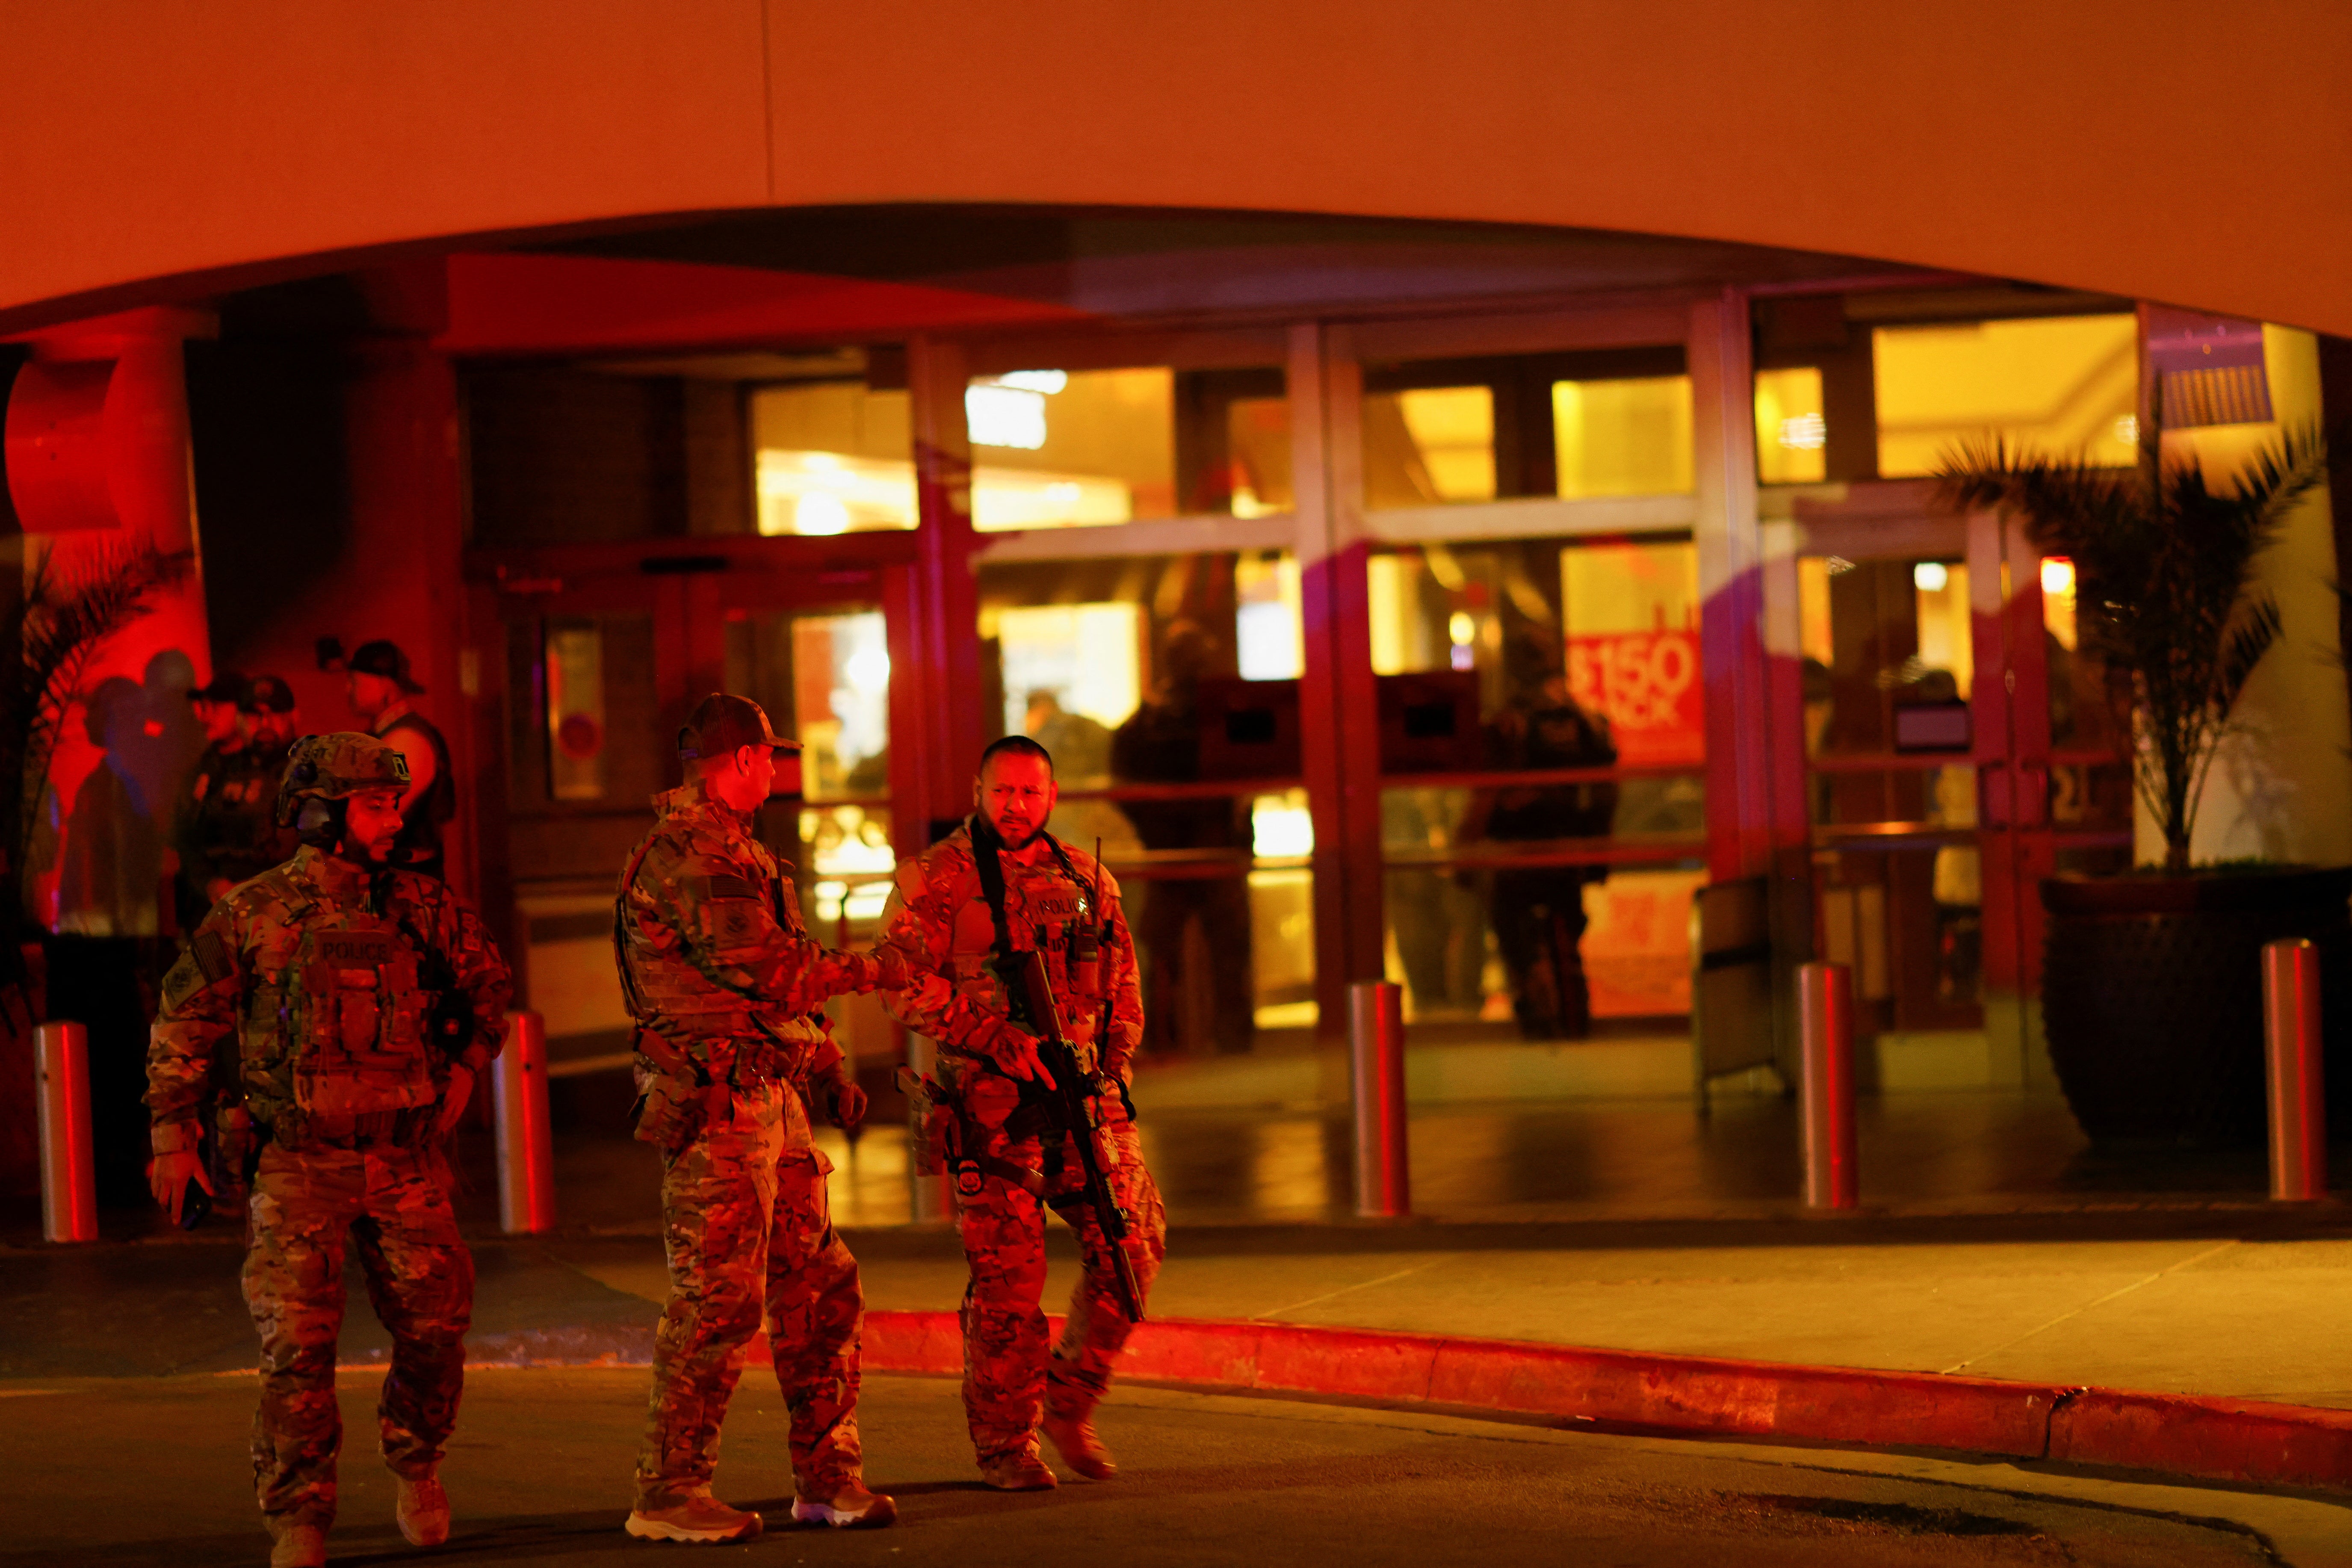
[{"xmin": 1781, "ymin": 484, "xmax": 2134, "ymax": 1087}]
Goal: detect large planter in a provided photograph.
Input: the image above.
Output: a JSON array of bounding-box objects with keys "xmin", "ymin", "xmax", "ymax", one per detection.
[{"xmin": 2041, "ymin": 867, "xmax": 2352, "ymax": 1147}]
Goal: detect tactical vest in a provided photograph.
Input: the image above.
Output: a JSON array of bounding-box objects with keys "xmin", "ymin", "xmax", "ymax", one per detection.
[
  {"xmin": 968, "ymin": 823, "xmax": 1111, "ymax": 1076},
  {"xmin": 614, "ymin": 815, "xmax": 821, "ymax": 1049},
  {"xmin": 245, "ymin": 886, "xmax": 438, "ymax": 1143}
]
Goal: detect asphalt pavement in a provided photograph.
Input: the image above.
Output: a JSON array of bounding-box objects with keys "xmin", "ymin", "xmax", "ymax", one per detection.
[{"xmin": 4, "ymin": 1372, "xmax": 2340, "ymax": 1567}]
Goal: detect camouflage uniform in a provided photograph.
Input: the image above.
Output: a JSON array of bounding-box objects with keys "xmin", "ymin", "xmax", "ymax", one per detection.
[
  {"xmin": 146, "ymin": 844, "xmax": 511, "ymax": 1535},
  {"xmin": 877, "ymin": 821, "xmax": 1167, "ymax": 1468},
  {"xmin": 618, "ymin": 782, "xmax": 893, "ymax": 1510}
]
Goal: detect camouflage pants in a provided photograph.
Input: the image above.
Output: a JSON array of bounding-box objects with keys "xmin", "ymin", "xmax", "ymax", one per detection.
[
  {"xmin": 636, "ymin": 1082, "xmax": 865, "ymax": 1508},
  {"xmin": 958, "ymin": 1118, "xmax": 1166, "ymax": 1464},
  {"xmin": 242, "ymin": 1140, "xmax": 473, "ymax": 1530}
]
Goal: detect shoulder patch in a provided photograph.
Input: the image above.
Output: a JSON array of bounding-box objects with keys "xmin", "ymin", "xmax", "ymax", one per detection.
[
  {"xmin": 895, "ymin": 860, "xmax": 928, "ymax": 901},
  {"xmin": 692, "ymin": 873, "xmax": 760, "ymax": 904},
  {"xmin": 191, "ymin": 927, "xmax": 234, "ymax": 984},
  {"xmin": 160, "ymin": 953, "xmax": 206, "ymax": 1009}
]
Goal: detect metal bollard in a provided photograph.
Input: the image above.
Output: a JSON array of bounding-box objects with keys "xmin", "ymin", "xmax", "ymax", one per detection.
[
  {"xmin": 2264, "ymin": 938, "xmax": 2327, "ymax": 1201},
  {"xmin": 35, "ymin": 1022, "xmax": 97, "ymax": 1243},
  {"xmin": 1797, "ymin": 962, "xmax": 1859, "ymax": 1211},
  {"xmin": 1349, "ymin": 980, "xmax": 1410, "ymax": 1218},
  {"xmin": 493, "ymin": 1010, "xmax": 556, "ymax": 1234}
]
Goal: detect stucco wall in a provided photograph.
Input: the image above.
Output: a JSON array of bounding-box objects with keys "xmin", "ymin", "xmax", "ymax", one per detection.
[{"xmin": 3, "ymin": 1, "xmax": 2348, "ymax": 332}]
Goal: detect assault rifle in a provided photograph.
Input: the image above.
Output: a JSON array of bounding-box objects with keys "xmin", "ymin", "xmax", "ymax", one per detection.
[{"xmin": 1016, "ymin": 949, "xmax": 1145, "ymax": 1324}]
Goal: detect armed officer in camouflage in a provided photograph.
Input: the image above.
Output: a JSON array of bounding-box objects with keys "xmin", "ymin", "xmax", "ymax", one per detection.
[
  {"xmin": 617, "ymin": 694, "xmax": 907, "ymax": 1543},
  {"xmin": 145, "ymin": 732, "xmax": 511, "ymax": 1568},
  {"xmin": 878, "ymin": 735, "xmax": 1167, "ymax": 1491}
]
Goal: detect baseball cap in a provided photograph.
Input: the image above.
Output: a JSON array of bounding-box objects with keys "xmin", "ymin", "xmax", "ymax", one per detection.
[
  {"xmin": 677, "ymin": 693, "xmax": 801, "ymax": 761},
  {"xmin": 189, "ymin": 670, "xmax": 247, "ymax": 705},
  {"xmin": 347, "ymin": 640, "xmax": 425, "ymax": 694},
  {"xmin": 239, "ymin": 674, "xmax": 295, "ymax": 715}
]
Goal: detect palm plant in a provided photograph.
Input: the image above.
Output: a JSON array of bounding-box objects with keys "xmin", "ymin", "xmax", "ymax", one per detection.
[
  {"xmin": 1936, "ymin": 428, "xmax": 2327, "ymax": 874},
  {"xmin": 0, "ymin": 537, "xmax": 192, "ymax": 901}
]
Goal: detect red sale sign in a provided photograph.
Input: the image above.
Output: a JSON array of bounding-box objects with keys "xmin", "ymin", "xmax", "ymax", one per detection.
[{"xmin": 1567, "ymin": 631, "xmax": 1705, "ymax": 765}]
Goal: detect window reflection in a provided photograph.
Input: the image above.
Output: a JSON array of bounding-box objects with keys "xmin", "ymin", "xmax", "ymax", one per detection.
[
  {"xmin": 980, "ymin": 551, "xmax": 1311, "ymax": 1051},
  {"xmin": 1362, "ymin": 349, "xmax": 1692, "ymax": 510},
  {"xmin": 1551, "ymin": 376, "xmax": 1693, "ymax": 498},
  {"xmin": 1873, "ymin": 314, "xmax": 2138, "ymax": 478},
  {"xmin": 965, "ymin": 366, "xmax": 1288, "ymax": 529},
  {"xmin": 752, "ymin": 379, "xmax": 916, "ymax": 536},
  {"xmin": 724, "ymin": 608, "xmax": 895, "ymax": 942},
  {"xmin": 1753, "ymin": 366, "xmax": 1828, "ymax": 484}
]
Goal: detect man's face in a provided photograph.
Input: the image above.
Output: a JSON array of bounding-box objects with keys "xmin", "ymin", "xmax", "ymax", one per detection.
[
  {"xmin": 976, "ymin": 751, "xmax": 1057, "ymax": 850},
  {"xmin": 347, "ymin": 671, "xmax": 393, "ymax": 720},
  {"xmin": 252, "ymin": 708, "xmax": 297, "ymax": 748},
  {"xmin": 341, "ymin": 787, "xmax": 404, "ymax": 865},
  {"xmin": 194, "ymin": 699, "xmax": 240, "ymax": 744}
]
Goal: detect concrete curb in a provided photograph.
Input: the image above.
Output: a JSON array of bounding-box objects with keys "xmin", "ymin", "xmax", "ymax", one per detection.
[{"xmin": 833, "ymin": 1309, "xmax": 2352, "ymax": 1494}]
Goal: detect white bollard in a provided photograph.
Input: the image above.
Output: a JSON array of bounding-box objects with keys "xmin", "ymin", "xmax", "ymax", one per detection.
[
  {"xmin": 35, "ymin": 1022, "xmax": 97, "ymax": 1243},
  {"xmin": 493, "ymin": 1010, "xmax": 555, "ymax": 1234}
]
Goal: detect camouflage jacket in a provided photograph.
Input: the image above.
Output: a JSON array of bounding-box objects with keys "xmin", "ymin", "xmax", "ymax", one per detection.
[
  {"xmin": 177, "ymin": 739, "xmax": 296, "ymax": 894},
  {"xmin": 614, "ymin": 783, "xmax": 883, "ymax": 1081},
  {"xmin": 147, "ymin": 845, "xmax": 512, "ymax": 1144},
  {"xmin": 877, "ymin": 820, "xmax": 1141, "ymax": 1095}
]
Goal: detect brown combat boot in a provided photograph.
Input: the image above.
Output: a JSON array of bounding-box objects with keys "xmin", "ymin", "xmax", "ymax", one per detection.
[
  {"xmin": 624, "ymin": 1492, "xmax": 764, "ymax": 1543},
  {"xmin": 395, "ymin": 1472, "xmax": 451, "ymax": 1546},
  {"xmin": 978, "ymin": 1447, "xmax": 1058, "ymax": 1491},
  {"xmin": 1043, "ymin": 1406, "xmax": 1117, "ymax": 1480},
  {"xmin": 266, "ymin": 1518, "xmax": 327, "ymax": 1568},
  {"xmin": 791, "ymin": 1480, "xmax": 898, "ymax": 1529}
]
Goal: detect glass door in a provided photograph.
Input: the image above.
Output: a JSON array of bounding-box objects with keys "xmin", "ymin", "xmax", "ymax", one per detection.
[
  {"xmin": 1794, "ymin": 503, "xmax": 2131, "ymax": 1082},
  {"xmin": 487, "ymin": 556, "xmax": 899, "ymax": 1074}
]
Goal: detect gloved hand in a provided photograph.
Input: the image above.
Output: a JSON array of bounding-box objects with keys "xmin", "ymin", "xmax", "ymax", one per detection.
[
  {"xmin": 975, "ymin": 1017, "xmax": 1055, "ymax": 1090},
  {"xmin": 147, "ymin": 1122, "xmax": 215, "ymax": 1226},
  {"xmin": 435, "ymin": 1065, "xmax": 476, "ymax": 1137},
  {"xmin": 823, "ymin": 1067, "xmax": 868, "ymax": 1131}
]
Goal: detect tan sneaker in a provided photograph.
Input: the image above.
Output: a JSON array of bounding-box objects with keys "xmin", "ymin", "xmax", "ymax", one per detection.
[
  {"xmin": 979, "ymin": 1450, "xmax": 1059, "ymax": 1491},
  {"xmin": 266, "ymin": 1520, "xmax": 327, "ymax": 1568},
  {"xmin": 790, "ymin": 1482, "xmax": 898, "ymax": 1529},
  {"xmin": 1043, "ymin": 1409, "xmax": 1117, "ymax": 1480},
  {"xmin": 624, "ymin": 1494, "xmax": 764, "ymax": 1543},
  {"xmin": 395, "ymin": 1473, "xmax": 451, "ymax": 1546}
]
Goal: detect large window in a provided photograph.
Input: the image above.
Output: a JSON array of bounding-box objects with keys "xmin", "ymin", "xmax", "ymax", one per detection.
[
  {"xmin": 966, "ymin": 366, "xmax": 1289, "ymax": 530},
  {"xmin": 1874, "ymin": 314, "xmax": 2138, "ymax": 477},
  {"xmin": 752, "ymin": 378, "xmax": 917, "ymax": 537},
  {"xmin": 1362, "ymin": 349, "xmax": 1693, "ymax": 509},
  {"xmin": 1370, "ymin": 534, "xmax": 1706, "ymax": 1030},
  {"xmin": 980, "ymin": 550, "xmax": 1312, "ymax": 1046}
]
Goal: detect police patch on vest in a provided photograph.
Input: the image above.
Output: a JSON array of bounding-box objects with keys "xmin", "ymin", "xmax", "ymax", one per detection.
[{"xmin": 317, "ymin": 931, "xmax": 394, "ymax": 968}]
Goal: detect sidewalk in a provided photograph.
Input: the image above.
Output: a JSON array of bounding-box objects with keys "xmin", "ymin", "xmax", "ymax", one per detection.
[
  {"xmin": 14, "ymin": 1208, "xmax": 2352, "ymax": 1411},
  {"xmin": 15, "ymin": 1061, "xmax": 2352, "ymax": 1496}
]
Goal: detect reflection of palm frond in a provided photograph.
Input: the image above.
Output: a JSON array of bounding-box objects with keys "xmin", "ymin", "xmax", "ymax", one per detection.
[
  {"xmin": 1935, "ymin": 424, "xmax": 2325, "ymax": 872},
  {"xmin": 1, "ymin": 539, "xmax": 192, "ymax": 892}
]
